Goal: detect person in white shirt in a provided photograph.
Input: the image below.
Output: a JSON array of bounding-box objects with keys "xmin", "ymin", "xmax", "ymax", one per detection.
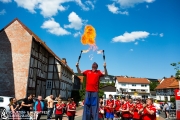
[{"xmin": 153, "ymin": 100, "xmax": 161, "ymax": 120}]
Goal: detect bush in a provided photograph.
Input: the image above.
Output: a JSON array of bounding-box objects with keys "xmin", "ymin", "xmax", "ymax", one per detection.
[{"xmin": 170, "ymin": 96, "xmax": 175, "ymax": 102}]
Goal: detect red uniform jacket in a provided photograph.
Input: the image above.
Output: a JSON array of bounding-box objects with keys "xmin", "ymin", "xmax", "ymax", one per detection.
[
  {"xmin": 133, "ymin": 103, "xmax": 143, "ymax": 119},
  {"xmin": 105, "ymin": 99, "xmax": 114, "ymax": 113},
  {"xmin": 128, "ymin": 102, "xmax": 134, "ymax": 118},
  {"xmin": 142, "ymin": 105, "xmax": 156, "ymax": 120},
  {"xmin": 55, "ymin": 103, "xmax": 64, "ymax": 115},
  {"xmin": 99, "ymin": 106, "xmax": 104, "ymax": 118},
  {"xmin": 115, "ymin": 100, "xmax": 121, "ymax": 111},
  {"xmin": 121, "ymin": 102, "xmax": 129, "ymax": 118},
  {"xmin": 66, "ymin": 103, "xmax": 76, "ymax": 116}
]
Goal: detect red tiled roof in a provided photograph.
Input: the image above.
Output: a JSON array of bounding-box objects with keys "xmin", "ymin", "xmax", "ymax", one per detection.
[
  {"xmin": 78, "ymin": 76, "xmax": 84, "ymax": 83},
  {"xmin": 116, "ymin": 77, "xmax": 150, "ymax": 84},
  {"xmin": 155, "ymin": 77, "xmax": 177, "ymax": 89},
  {"xmin": 1, "ymin": 18, "xmax": 74, "ymax": 74},
  {"xmin": 168, "ymin": 80, "xmax": 179, "ymax": 88}
]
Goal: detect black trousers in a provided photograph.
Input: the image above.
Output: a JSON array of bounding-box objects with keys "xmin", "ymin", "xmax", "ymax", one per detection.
[
  {"xmin": 37, "ymin": 113, "xmax": 42, "ymax": 120},
  {"xmin": 68, "ymin": 116, "xmax": 75, "ymax": 120},
  {"xmin": 55, "ymin": 114, "xmax": 63, "ymax": 120}
]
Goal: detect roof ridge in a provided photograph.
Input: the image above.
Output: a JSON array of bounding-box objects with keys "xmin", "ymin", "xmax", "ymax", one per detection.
[{"xmin": 2, "ymin": 18, "xmax": 74, "ymax": 74}]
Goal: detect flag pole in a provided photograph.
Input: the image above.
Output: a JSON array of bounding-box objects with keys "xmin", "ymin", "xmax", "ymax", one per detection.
[
  {"xmin": 102, "ymin": 50, "xmax": 105, "ymax": 62},
  {"xmin": 78, "ymin": 50, "xmax": 82, "ymax": 63}
]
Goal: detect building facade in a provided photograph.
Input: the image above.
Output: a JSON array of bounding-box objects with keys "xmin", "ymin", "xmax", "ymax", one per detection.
[
  {"xmin": 155, "ymin": 77, "xmax": 178, "ymax": 101},
  {"xmin": 115, "ymin": 76, "xmax": 150, "ymax": 99},
  {"xmin": 0, "ymin": 18, "xmax": 76, "ymax": 100}
]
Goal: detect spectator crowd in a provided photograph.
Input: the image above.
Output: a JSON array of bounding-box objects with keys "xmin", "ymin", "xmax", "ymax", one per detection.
[{"xmin": 7, "ymin": 94, "xmax": 76, "ymax": 120}]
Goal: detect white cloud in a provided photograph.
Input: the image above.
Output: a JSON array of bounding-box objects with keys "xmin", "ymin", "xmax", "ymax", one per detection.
[
  {"xmin": 112, "ymin": 31, "xmax": 150, "ymax": 42},
  {"xmin": 75, "ymin": 0, "xmax": 95, "ymax": 11},
  {"xmin": 85, "ymin": 0, "xmax": 95, "ymax": 9},
  {"xmin": 73, "ymin": 31, "xmax": 81, "ymax": 37},
  {"xmin": 14, "ymin": 0, "xmax": 39, "ymax": 13},
  {"xmin": 134, "ymin": 42, "xmax": 138, "ymax": 45},
  {"xmin": 151, "ymin": 33, "xmax": 158, "ymax": 36},
  {"xmin": 75, "ymin": 0, "xmax": 89, "ymax": 11},
  {"xmin": 0, "ymin": 0, "xmax": 11, "ymax": 3},
  {"xmin": 38, "ymin": 0, "xmax": 70, "ymax": 17},
  {"xmin": 107, "ymin": 3, "xmax": 128, "ymax": 15},
  {"xmin": 64, "ymin": 11, "xmax": 86, "ymax": 30},
  {"xmin": 151, "ymin": 33, "xmax": 164, "ymax": 37},
  {"xmin": 160, "ymin": 33, "xmax": 164, "ymax": 37},
  {"xmin": 116, "ymin": 0, "xmax": 155, "ymax": 8},
  {"xmin": 130, "ymin": 49, "xmax": 133, "ymax": 51},
  {"xmin": 14, "ymin": 0, "xmax": 70, "ymax": 17},
  {"xmin": 41, "ymin": 18, "xmax": 70, "ymax": 36},
  {"xmin": 0, "ymin": 9, "xmax": 6, "ymax": 15}
]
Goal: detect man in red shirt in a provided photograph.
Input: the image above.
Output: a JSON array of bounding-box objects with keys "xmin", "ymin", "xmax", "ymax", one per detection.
[
  {"xmin": 119, "ymin": 97, "xmax": 129, "ymax": 120},
  {"xmin": 114, "ymin": 96, "xmax": 121, "ymax": 118},
  {"xmin": 141, "ymin": 98, "xmax": 156, "ymax": 120},
  {"xmin": 76, "ymin": 62, "xmax": 107, "ymax": 120},
  {"xmin": 105, "ymin": 94, "xmax": 114, "ymax": 120},
  {"xmin": 34, "ymin": 96, "xmax": 44, "ymax": 120},
  {"xmin": 133, "ymin": 98, "xmax": 143, "ymax": 120},
  {"xmin": 128, "ymin": 98, "xmax": 134, "ymax": 120}
]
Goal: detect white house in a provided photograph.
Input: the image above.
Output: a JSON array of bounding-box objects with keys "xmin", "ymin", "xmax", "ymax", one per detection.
[
  {"xmin": 115, "ymin": 76, "xmax": 150, "ymax": 99},
  {"xmin": 100, "ymin": 85, "xmax": 117, "ymax": 99},
  {"xmin": 155, "ymin": 77, "xmax": 178, "ymax": 101}
]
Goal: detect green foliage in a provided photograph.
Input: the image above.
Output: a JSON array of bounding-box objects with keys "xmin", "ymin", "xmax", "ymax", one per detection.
[
  {"xmin": 150, "ymin": 81, "xmax": 159, "ymax": 91},
  {"xmin": 71, "ymin": 90, "xmax": 81, "ymax": 104},
  {"xmin": 170, "ymin": 96, "xmax": 175, "ymax": 102},
  {"xmin": 98, "ymin": 89, "xmax": 104, "ymax": 98},
  {"xmin": 79, "ymin": 88, "xmax": 86, "ymax": 100},
  {"xmin": 171, "ymin": 62, "xmax": 180, "ymax": 80}
]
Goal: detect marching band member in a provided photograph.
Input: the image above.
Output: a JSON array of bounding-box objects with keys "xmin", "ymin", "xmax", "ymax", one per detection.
[
  {"xmin": 119, "ymin": 97, "xmax": 129, "ymax": 120},
  {"xmin": 141, "ymin": 98, "xmax": 156, "ymax": 120},
  {"xmin": 66, "ymin": 98, "xmax": 76, "ymax": 120},
  {"xmin": 55, "ymin": 99, "xmax": 64, "ymax": 120},
  {"xmin": 114, "ymin": 96, "xmax": 121, "ymax": 118},
  {"xmin": 105, "ymin": 94, "xmax": 114, "ymax": 120},
  {"xmin": 128, "ymin": 98, "xmax": 134, "ymax": 120},
  {"xmin": 99, "ymin": 100, "xmax": 104, "ymax": 120},
  {"xmin": 133, "ymin": 98, "xmax": 143, "ymax": 120}
]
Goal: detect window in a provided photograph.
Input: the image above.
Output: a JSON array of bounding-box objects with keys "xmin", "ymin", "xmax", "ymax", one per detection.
[
  {"xmin": 141, "ymin": 89, "xmax": 146, "ymax": 92},
  {"xmin": 0, "ymin": 97, "xmax": 3, "ymax": 102},
  {"xmin": 132, "ymin": 84, "xmax": 136, "ymax": 86},
  {"xmin": 122, "ymin": 84, "xmax": 126, "ymax": 86},
  {"xmin": 46, "ymin": 80, "xmax": 52, "ymax": 89},
  {"xmin": 141, "ymin": 84, "xmax": 147, "ymax": 87},
  {"xmin": 131, "ymin": 89, "xmax": 136, "ymax": 92}
]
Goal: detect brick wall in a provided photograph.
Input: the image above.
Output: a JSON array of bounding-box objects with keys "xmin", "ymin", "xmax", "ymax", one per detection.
[{"xmin": 0, "ymin": 20, "xmax": 32, "ymax": 99}]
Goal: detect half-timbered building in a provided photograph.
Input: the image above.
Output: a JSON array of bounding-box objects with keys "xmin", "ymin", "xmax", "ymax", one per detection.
[{"xmin": 0, "ymin": 18, "xmax": 77, "ymax": 100}]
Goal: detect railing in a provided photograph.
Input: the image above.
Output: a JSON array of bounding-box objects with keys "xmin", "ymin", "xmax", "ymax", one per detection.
[{"xmin": 156, "ymin": 92, "xmax": 174, "ymax": 96}]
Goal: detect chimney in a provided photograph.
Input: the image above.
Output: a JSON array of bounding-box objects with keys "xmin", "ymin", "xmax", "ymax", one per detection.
[{"xmin": 62, "ymin": 58, "xmax": 67, "ymax": 64}]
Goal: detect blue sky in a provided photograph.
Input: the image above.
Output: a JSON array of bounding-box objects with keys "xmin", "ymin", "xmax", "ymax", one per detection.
[{"xmin": 0, "ymin": 0, "xmax": 180, "ymax": 79}]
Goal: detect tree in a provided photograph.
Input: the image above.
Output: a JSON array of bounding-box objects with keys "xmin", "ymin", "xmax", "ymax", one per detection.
[
  {"xmin": 150, "ymin": 81, "xmax": 159, "ymax": 91},
  {"xmin": 171, "ymin": 62, "xmax": 180, "ymax": 80}
]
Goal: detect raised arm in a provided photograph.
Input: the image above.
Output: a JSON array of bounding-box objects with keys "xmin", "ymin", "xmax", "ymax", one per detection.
[
  {"xmin": 76, "ymin": 63, "xmax": 81, "ymax": 74},
  {"xmin": 104, "ymin": 62, "xmax": 108, "ymax": 76}
]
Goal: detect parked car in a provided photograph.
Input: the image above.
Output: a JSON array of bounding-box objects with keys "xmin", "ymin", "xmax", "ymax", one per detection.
[{"xmin": 0, "ymin": 96, "xmax": 13, "ymax": 119}]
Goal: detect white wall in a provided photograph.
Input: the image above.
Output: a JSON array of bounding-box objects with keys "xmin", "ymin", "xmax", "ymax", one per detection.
[
  {"xmin": 104, "ymin": 92, "xmax": 117, "ymax": 99},
  {"xmin": 115, "ymin": 82, "xmax": 150, "ymax": 93},
  {"xmin": 156, "ymin": 95, "xmax": 170, "ymax": 101}
]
